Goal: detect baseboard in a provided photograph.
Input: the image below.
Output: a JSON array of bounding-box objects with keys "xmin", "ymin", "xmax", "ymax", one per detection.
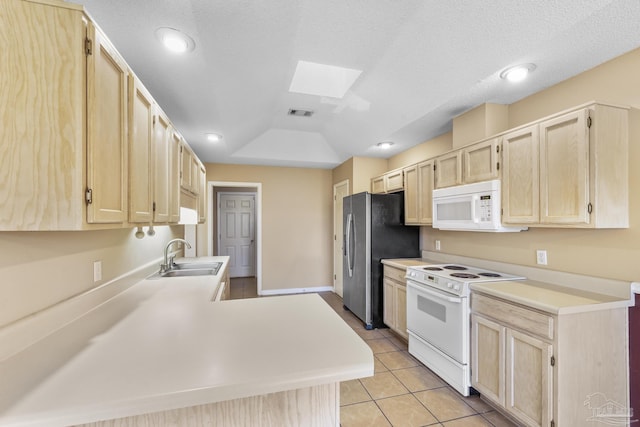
[{"xmin": 260, "ymin": 286, "xmax": 334, "ymax": 296}]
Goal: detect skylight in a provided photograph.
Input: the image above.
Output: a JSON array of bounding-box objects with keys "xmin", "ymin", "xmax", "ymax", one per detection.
[{"xmin": 289, "ymin": 60, "xmax": 362, "ymax": 99}]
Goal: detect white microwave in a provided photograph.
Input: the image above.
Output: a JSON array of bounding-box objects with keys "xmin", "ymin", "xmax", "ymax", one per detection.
[{"xmin": 432, "ymin": 180, "xmax": 527, "ymax": 232}]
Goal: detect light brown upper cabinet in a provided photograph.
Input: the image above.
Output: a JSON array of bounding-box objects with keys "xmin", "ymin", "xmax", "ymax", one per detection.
[
  {"xmin": 501, "ymin": 125, "xmax": 540, "ymax": 224},
  {"xmin": 169, "ymin": 130, "xmax": 182, "ymax": 223},
  {"xmin": 0, "ymin": 0, "xmax": 205, "ymax": 230},
  {"xmin": 503, "ymin": 103, "xmax": 628, "ymax": 228},
  {"xmin": 462, "ymin": 138, "xmax": 501, "ymax": 184},
  {"xmin": 128, "ymin": 75, "xmax": 154, "ymax": 223},
  {"xmin": 180, "ymin": 142, "xmax": 196, "ymax": 194},
  {"xmin": 198, "ymin": 163, "xmax": 207, "ymax": 224},
  {"xmin": 371, "ymin": 168, "xmax": 404, "ymax": 194},
  {"xmin": 191, "ymin": 156, "xmax": 200, "ymax": 196},
  {"xmin": 86, "ymin": 23, "xmax": 129, "ymax": 225},
  {"xmin": 434, "ymin": 151, "xmax": 463, "ymax": 189},
  {"xmin": 404, "ymin": 160, "xmax": 434, "ymax": 225},
  {"xmin": 371, "ymin": 176, "xmax": 386, "ymax": 194},
  {"xmin": 434, "ymin": 139, "xmax": 499, "ymax": 189},
  {"xmin": 153, "ymin": 108, "xmax": 172, "ymax": 223},
  {"xmin": 0, "ymin": 1, "xmax": 130, "ymax": 230}
]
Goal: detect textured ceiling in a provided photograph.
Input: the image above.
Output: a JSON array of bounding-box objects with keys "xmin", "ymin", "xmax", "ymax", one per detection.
[{"xmin": 80, "ymin": 0, "xmax": 640, "ymax": 169}]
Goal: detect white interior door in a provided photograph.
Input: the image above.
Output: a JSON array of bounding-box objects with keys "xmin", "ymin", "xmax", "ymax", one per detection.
[
  {"xmin": 333, "ymin": 180, "xmax": 349, "ymax": 297},
  {"xmin": 219, "ymin": 193, "xmax": 256, "ymax": 278}
]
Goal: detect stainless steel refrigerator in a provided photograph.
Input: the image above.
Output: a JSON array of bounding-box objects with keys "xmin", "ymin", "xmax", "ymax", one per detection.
[{"xmin": 343, "ymin": 192, "xmax": 420, "ymax": 329}]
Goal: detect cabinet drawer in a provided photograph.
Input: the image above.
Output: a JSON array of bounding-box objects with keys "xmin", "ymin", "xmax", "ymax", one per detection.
[
  {"xmin": 383, "ymin": 266, "xmax": 406, "ymax": 284},
  {"xmin": 471, "ymin": 293, "xmax": 554, "ymax": 340}
]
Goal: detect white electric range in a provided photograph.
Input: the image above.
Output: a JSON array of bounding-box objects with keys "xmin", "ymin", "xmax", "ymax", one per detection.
[{"xmin": 405, "ymin": 264, "xmax": 525, "ymax": 396}]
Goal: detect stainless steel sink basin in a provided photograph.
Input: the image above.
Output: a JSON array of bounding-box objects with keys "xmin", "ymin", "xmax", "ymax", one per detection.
[
  {"xmin": 148, "ymin": 261, "xmax": 222, "ymax": 279},
  {"xmin": 171, "ymin": 262, "xmax": 222, "ymax": 272},
  {"xmin": 160, "ymin": 268, "xmax": 218, "ymax": 277}
]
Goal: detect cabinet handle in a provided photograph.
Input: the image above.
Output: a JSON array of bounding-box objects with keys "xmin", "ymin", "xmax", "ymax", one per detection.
[{"xmin": 587, "ymin": 202, "xmax": 593, "ymax": 214}]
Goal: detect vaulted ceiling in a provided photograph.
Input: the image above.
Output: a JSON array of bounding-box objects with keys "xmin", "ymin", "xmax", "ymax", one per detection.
[{"xmin": 80, "ymin": 0, "xmax": 640, "ymax": 169}]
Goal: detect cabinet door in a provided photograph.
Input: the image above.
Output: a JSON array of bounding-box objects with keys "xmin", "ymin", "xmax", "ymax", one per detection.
[
  {"xmin": 180, "ymin": 143, "xmax": 194, "ymax": 192},
  {"xmin": 169, "ymin": 131, "xmax": 181, "ymax": 223},
  {"xmin": 505, "ymin": 329, "xmax": 553, "ymax": 427},
  {"xmin": 471, "ymin": 315, "xmax": 505, "ymax": 405},
  {"xmin": 403, "ymin": 165, "xmax": 418, "ymax": 224},
  {"xmin": 417, "ymin": 160, "xmax": 434, "ymax": 224},
  {"xmin": 540, "ymin": 110, "xmax": 589, "ymax": 225},
  {"xmin": 153, "ymin": 110, "xmax": 171, "ymax": 223},
  {"xmin": 371, "ymin": 176, "xmax": 385, "ymax": 194},
  {"xmin": 86, "ymin": 23, "xmax": 128, "ymax": 224},
  {"xmin": 434, "ymin": 151, "xmax": 462, "ymax": 189},
  {"xmin": 191, "ymin": 156, "xmax": 200, "ymax": 195},
  {"xmin": 383, "ymin": 278, "xmax": 395, "ymax": 330},
  {"xmin": 385, "ymin": 169, "xmax": 404, "ymax": 193},
  {"xmin": 502, "ymin": 125, "xmax": 540, "ymax": 224},
  {"xmin": 0, "ymin": 2, "xmax": 86, "ymax": 230},
  {"xmin": 198, "ymin": 164, "xmax": 207, "ymax": 223},
  {"xmin": 463, "ymin": 138, "xmax": 500, "ymax": 183},
  {"xmin": 395, "ymin": 284, "xmax": 408, "ymax": 340},
  {"xmin": 128, "ymin": 75, "xmax": 154, "ymax": 223}
]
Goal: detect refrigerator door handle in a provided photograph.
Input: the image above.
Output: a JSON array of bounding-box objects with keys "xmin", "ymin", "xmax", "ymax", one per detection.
[{"xmin": 346, "ymin": 213, "xmax": 354, "ymax": 277}]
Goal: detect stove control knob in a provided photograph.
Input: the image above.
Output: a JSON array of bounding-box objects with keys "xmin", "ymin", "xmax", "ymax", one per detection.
[
  {"xmin": 454, "ymin": 284, "xmax": 460, "ymax": 291},
  {"xmin": 447, "ymin": 282, "xmax": 453, "ymax": 289}
]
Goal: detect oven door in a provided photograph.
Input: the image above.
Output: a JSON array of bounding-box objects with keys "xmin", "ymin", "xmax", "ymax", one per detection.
[{"xmin": 406, "ymin": 280, "xmax": 469, "ymax": 364}]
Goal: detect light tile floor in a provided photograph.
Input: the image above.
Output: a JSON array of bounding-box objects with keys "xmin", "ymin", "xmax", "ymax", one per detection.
[{"xmin": 229, "ymin": 278, "xmax": 518, "ymax": 427}]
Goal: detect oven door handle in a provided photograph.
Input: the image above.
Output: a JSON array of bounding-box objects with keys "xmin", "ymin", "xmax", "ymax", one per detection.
[{"xmin": 407, "ymin": 281, "xmax": 464, "ymax": 304}]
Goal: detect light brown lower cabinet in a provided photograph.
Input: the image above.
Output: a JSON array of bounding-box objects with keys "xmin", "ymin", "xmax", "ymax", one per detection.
[
  {"xmin": 383, "ymin": 266, "xmax": 408, "ymax": 340},
  {"xmin": 471, "ymin": 292, "xmax": 628, "ymax": 427}
]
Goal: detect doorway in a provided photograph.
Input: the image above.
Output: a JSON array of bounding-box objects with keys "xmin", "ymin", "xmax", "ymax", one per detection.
[
  {"xmin": 218, "ymin": 192, "xmax": 256, "ymax": 277},
  {"xmin": 333, "ymin": 179, "xmax": 349, "ymax": 297},
  {"xmin": 208, "ymin": 181, "xmax": 262, "ymax": 294}
]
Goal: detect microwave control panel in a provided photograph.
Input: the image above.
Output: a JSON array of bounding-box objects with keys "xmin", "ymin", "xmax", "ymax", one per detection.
[{"xmin": 478, "ymin": 194, "xmax": 492, "ymax": 222}]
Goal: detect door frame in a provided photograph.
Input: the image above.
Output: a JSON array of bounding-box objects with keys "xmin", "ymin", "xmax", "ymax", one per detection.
[
  {"xmin": 217, "ymin": 191, "xmax": 257, "ymax": 278},
  {"xmin": 333, "ymin": 179, "xmax": 349, "ymax": 296},
  {"xmin": 208, "ymin": 181, "xmax": 263, "ymax": 295}
]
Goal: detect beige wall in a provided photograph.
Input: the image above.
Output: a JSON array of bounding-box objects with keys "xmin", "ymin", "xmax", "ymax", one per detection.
[
  {"xmin": 200, "ymin": 163, "xmax": 333, "ymax": 292},
  {"xmin": 388, "ymin": 133, "xmax": 453, "ymax": 171},
  {"xmin": 331, "ymin": 157, "xmax": 388, "ymax": 195},
  {"xmin": 0, "ymin": 226, "xmax": 183, "ymax": 328},
  {"xmin": 352, "ymin": 157, "xmax": 388, "ymax": 194},
  {"xmin": 422, "ymin": 48, "xmax": 640, "ymax": 283}
]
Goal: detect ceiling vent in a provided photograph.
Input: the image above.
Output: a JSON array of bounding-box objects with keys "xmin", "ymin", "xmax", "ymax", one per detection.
[{"xmin": 288, "ymin": 109, "xmax": 314, "ymax": 117}]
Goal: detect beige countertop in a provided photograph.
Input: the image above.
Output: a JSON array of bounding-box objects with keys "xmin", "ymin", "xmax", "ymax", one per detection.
[
  {"xmin": 0, "ymin": 257, "xmax": 373, "ymax": 427},
  {"xmin": 381, "ymin": 258, "xmax": 439, "ymax": 269},
  {"xmin": 470, "ymin": 279, "xmax": 632, "ymax": 315}
]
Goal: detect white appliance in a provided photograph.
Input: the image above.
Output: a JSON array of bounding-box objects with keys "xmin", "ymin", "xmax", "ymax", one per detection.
[
  {"xmin": 432, "ymin": 179, "xmax": 527, "ymax": 232},
  {"xmin": 405, "ymin": 264, "xmax": 525, "ymax": 396}
]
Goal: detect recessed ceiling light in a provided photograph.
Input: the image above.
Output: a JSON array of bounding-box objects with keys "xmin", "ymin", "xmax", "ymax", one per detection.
[
  {"xmin": 206, "ymin": 133, "xmax": 222, "ymax": 142},
  {"xmin": 377, "ymin": 141, "xmax": 394, "ymax": 149},
  {"xmin": 500, "ymin": 63, "xmax": 536, "ymax": 82},
  {"xmin": 289, "ymin": 60, "xmax": 362, "ymax": 99},
  {"xmin": 155, "ymin": 27, "xmax": 195, "ymax": 53}
]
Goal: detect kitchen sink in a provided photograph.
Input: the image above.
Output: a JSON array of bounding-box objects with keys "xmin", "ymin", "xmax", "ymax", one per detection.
[
  {"xmin": 171, "ymin": 262, "xmax": 222, "ymax": 272},
  {"xmin": 148, "ymin": 261, "xmax": 222, "ymax": 279},
  {"xmin": 160, "ymin": 268, "xmax": 218, "ymax": 277}
]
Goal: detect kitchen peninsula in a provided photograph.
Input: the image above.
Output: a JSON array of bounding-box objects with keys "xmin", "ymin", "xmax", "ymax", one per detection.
[{"xmin": 0, "ymin": 257, "xmax": 373, "ymax": 426}]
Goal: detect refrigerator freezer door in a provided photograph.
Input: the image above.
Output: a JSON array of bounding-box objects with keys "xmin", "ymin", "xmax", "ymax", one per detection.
[{"xmin": 342, "ymin": 193, "xmax": 372, "ymax": 328}]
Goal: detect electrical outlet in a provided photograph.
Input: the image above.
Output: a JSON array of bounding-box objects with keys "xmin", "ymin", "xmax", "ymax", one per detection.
[
  {"xmin": 536, "ymin": 250, "xmax": 548, "ymax": 265},
  {"xmin": 435, "ymin": 240, "xmax": 441, "ymax": 251},
  {"xmin": 93, "ymin": 260, "xmax": 102, "ymax": 282}
]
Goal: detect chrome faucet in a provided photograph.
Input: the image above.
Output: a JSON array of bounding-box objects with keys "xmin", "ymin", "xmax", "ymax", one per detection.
[{"xmin": 161, "ymin": 238, "xmax": 192, "ymax": 273}]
